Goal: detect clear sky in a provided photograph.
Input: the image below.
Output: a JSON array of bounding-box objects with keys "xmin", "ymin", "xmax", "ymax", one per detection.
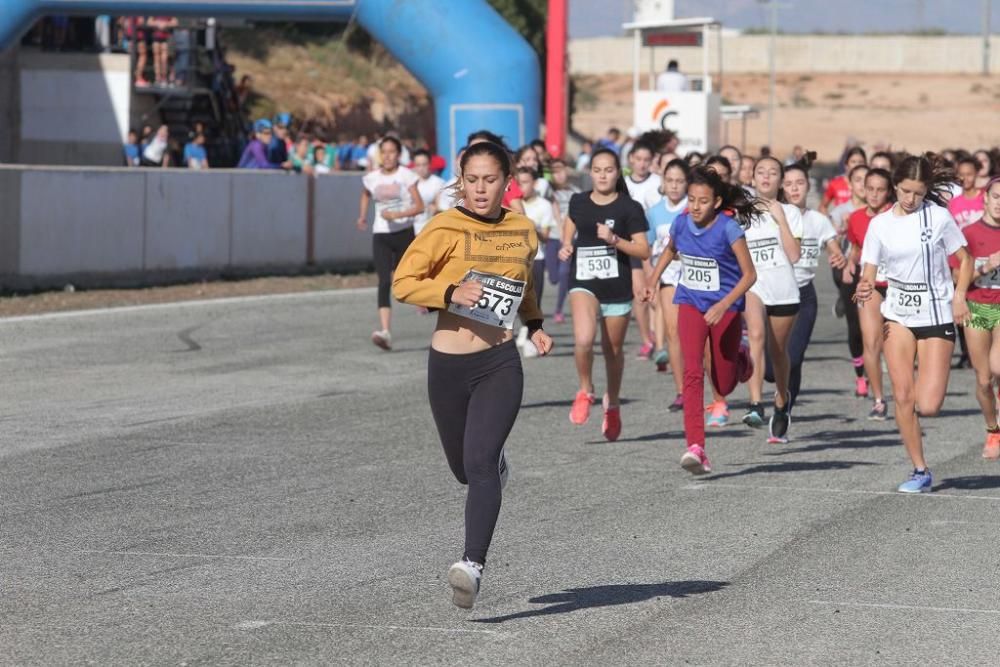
[{"xmin": 570, "ymin": 0, "xmax": 1000, "ymax": 37}]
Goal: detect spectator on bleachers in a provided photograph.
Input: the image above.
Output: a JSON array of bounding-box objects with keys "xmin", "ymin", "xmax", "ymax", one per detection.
[
  {"xmin": 149, "ymin": 17, "xmax": 177, "ymax": 87},
  {"xmin": 268, "ymin": 113, "xmax": 292, "ymax": 165},
  {"xmin": 141, "ymin": 125, "xmax": 171, "ymax": 167},
  {"xmin": 290, "ymin": 137, "xmax": 315, "ymax": 174},
  {"xmin": 336, "ymin": 135, "xmax": 354, "ymax": 170},
  {"xmin": 351, "ymin": 135, "xmax": 369, "ymax": 171},
  {"xmin": 183, "ymin": 132, "xmax": 209, "ymax": 169},
  {"xmin": 127, "ymin": 17, "xmax": 150, "ymax": 86},
  {"xmin": 123, "ymin": 129, "xmax": 141, "ymax": 167},
  {"xmin": 314, "ymin": 145, "xmax": 332, "ymax": 174},
  {"xmin": 237, "ymin": 119, "xmax": 292, "ymax": 170}
]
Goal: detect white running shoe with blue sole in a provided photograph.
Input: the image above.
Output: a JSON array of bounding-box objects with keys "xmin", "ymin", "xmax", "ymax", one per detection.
[{"xmin": 897, "ymin": 469, "xmax": 933, "ymax": 494}]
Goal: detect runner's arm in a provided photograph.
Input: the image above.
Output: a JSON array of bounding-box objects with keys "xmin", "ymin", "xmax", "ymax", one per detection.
[{"xmin": 392, "ymin": 230, "xmax": 461, "ymax": 308}]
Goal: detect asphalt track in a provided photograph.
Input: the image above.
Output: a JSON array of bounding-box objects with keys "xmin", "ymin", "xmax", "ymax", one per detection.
[{"xmin": 3, "ymin": 272, "xmax": 1000, "ymax": 665}]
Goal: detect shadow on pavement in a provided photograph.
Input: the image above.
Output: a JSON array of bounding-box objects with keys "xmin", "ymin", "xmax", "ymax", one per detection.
[
  {"xmin": 521, "ymin": 398, "xmax": 639, "ymax": 410},
  {"xmin": 934, "ymin": 475, "xmax": 1000, "ymax": 492},
  {"xmin": 706, "ymin": 460, "xmax": 877, "ymax": 480},
  {"xmin": 764, "ymin": 429, "xmax": 898, "ymax": 455},
  {"xmin": 472, "ymin": 580, "xmax": 729, "ymax": 624}
]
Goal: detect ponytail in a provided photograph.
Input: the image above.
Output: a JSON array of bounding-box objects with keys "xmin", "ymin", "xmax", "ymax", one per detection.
[
  {"xmin": 892, "ymin": 152, "xmax": 955, "ymax": 207},
  {"xmin": 589, "ymin": 147, "xmax": 629, "ymax": 196},
  {"xmin": 689, "ymin": 165, "xmax": 762, "ymax": 229}
]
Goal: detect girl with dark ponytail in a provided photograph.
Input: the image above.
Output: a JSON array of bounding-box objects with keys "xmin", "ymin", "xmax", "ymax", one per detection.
[
  {"xmin": 644, "ymin": 165, "xmax": 759, "ymax": 475},
  {"xmin": 854, "ymin": 152, "xmax": 973, "ymax": 494},
  {"xmin": 559, "ymin": 148, "xmax": 650, "ymax": 441}
]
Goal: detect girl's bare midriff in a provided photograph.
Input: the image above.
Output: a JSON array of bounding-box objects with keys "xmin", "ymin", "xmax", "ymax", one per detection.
[{"xmin": 431, "ymin": 310, "xmax": 514, "ymax": 354}]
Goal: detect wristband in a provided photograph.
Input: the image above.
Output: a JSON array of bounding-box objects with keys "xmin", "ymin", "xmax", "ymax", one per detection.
[
  {"xmin": 444, "ymin": 284, "xmax": 457, "ymax": 305},
  {"xmin": 526, "ymin": 319, "xmax": 544, "ymax": 337}
]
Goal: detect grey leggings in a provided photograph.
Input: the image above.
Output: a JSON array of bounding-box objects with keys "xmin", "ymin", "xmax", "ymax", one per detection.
[{"xmin": 427, "ymin": 340, "xmax": 523, "ymax": 565}]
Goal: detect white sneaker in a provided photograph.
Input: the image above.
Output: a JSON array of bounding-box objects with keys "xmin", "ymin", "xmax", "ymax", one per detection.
[
  {"xmin": 448, "ymin": 559, "xmax": 483, "ymax": 609},
  {"xmin": 371, "ymin": 329, "xmax": 392, "ymax": 351},
  {"xmin": 515, "ymin": 327, "xmax": 529, "ymax": 349},
  {"xmin": 499, "ymin": 449, "xmax": 510, "ymax": 490}
]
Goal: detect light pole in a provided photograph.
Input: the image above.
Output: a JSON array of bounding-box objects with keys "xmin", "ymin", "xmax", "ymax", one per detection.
[
  {"xmin": 984, "ymin": 0, "xmax": 992, "ymax": 76},
  {"xmin": 758, "ymin": 0, "xmax": 787, "ymax": 150}
]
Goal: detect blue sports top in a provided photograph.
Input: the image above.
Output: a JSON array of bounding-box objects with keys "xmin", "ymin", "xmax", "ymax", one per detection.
[{"xmin": 670, "ymin": 212, "xmax": 747, "ymax": 313}]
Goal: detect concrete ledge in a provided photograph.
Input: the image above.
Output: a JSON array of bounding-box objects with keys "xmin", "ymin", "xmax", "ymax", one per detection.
[{"xmin": 0, "ymin": 165, "xmax": 373, "ymax": 289}]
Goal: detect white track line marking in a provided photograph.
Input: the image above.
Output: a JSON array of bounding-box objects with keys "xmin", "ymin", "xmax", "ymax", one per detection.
[
  {"xmin": 807, "ymin": 600, "xmax": 1000, "ymax": 615},
  {"xmin": 683, "ymin": 482, "xmax": 1000, "ymax": 502},
  {"xmin": 75, "ymin": 549, "xmax": 297, "ymax": 562},
  {"xmin": 236, "ymin": 620, "xmax": 502, "ymax": 635},
  {"xmin": 0, "ymin": 287, "xmax": 374, "ymax": 324}
]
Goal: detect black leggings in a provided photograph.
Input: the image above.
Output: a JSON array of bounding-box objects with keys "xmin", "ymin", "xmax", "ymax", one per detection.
[
  {"xmin": 373, "ymin": 228, "xmax": 415, "ymax": 308},
  {"xmin": 764, "ymin": 282, "xmax": 817, "ymax": 411},
  {"xmin": 835, "ymin": 267, "xmax": 865, "ymax": 371},
  {"xmin": 427, "ymin": 340, "xmax": 523, "ymax": 565}
]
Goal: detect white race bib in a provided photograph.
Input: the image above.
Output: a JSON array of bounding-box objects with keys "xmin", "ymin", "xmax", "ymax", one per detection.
[
  {"xmin": 888, "ymin": 280, "xmax": 930, "ymax": 318},
  {"xmin": 748, "ymin": 238, "xmax": 786, "ymax": 269},
  {"xmin": 447, "ymin": 270, "xmax": 524, "ymax": 330},
  {"xmin": 975, "ymin": 258, "xmax": 1000, "ymax": 289},
  {"xmin": 799, "ymin": 239, "xmax": 820, "ymax": 268},
  {"xmin": 576, "ymin": 245, "xmax": 619, "ymax": 281},
  {"xmin": 679, "ymin": 254, "xmax": 721, "ymax": 292}
]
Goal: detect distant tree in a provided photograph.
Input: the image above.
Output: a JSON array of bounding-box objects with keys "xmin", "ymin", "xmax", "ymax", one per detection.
[{"xmin": 488, "ymin": 0, "xmax": 547, "ymax": 60}]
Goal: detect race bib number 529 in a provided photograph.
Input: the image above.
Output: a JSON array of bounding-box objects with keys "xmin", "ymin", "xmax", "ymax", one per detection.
[{"xmin": 447, "ymin": 270, "xmax": 525, "ymax": 330}]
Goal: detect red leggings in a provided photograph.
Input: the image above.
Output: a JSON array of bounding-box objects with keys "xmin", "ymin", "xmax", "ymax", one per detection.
[{"xmin": 678, "ymin": 304, "xmax": 746, "ymax": 447}]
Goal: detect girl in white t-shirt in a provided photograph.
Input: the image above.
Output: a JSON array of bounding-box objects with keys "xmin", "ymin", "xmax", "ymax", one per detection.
[
  {"xmin": 766, "ymin": 159, "xmax": 847, "ymax": 412},
  {"xmin": 515, "ymin": 167, "xmax": 557, "ymax": 358},
  {"xmin": 357, "ymin": 137, "xmax": 425, "ymax": 351},
  {"xmin": 856, "ymin": 153, "xmax": 973, "ymax": 494},
  {"xmin": 742, "ymin": 156, "xmax": 803, "ymax": 443},
  {"xmin": 411, "ymin": 149, "xmax": 446, "ymax": 235},
  {"xmin": 646, "ymin": 159, "xmax": 689, "ymax": 404}
]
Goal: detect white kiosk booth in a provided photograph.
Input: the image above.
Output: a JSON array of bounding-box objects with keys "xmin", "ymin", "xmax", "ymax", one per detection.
[{"xmin": 623, "ymin": 18, "xmax": 722, "ymax": 156}]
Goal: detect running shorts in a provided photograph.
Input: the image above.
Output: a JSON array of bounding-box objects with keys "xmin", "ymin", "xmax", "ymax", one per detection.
[{"xmin": 968, "ymin": 300, "xmax": 1000, "ymax": 332}]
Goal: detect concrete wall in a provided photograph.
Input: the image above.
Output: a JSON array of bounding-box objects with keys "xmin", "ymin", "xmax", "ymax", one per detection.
[
  {"xmin": 570, "ymin": 33, "xmax": 1000, "ymax": 75},
  {"xmin": 2, "ymin": 49, "xmax": 131, "ymax": 167},
  {"xmin": 0, "ymin": 166, "xmax": 371, "ymax": 289}
]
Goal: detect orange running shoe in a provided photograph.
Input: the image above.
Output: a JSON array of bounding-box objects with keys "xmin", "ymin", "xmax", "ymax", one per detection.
[
  {"xmin": 602, "ymin": 405, "xmax": 622, "ymax": 441},
  {"xmin": 983, "ymin": 430, "xmax": 1000, "ymax": 460},
  {"xmin": 569, "ymin": 390, "xmax": 596, "ymax": 425}
]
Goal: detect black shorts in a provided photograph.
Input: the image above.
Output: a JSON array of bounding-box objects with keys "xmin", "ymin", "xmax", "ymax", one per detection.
[
  {"xmin": 766, "ymin": 303, "xmax": 799, "ymax": 317},
  {"xmin": 908, "ymin": 323, "xmax": 957, "ymax": 342}
]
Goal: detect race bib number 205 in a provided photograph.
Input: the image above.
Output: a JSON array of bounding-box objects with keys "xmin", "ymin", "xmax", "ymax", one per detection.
[
  {"xmin": 679, "ymin": 254, "xmax": 720, "ymax": 291},
  {"xmin": 447, "ymin": 270, "xmax": 525, "ymax": 330}
]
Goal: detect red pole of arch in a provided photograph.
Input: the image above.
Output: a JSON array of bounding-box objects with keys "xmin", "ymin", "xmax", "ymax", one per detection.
[{"xmin": 545, "ymin": 0, "xmax": 568, "ymax": 158}]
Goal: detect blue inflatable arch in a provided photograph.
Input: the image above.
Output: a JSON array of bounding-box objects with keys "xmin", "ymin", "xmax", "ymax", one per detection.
[{"xmin": 1, "ymin": 0, "xmax": 541, "ymax": 161}]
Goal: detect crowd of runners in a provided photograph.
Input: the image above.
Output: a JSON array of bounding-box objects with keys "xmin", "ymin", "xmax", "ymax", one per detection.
[{"xmin": 356, "ymin": 129, "xmax": 1000, "ymax": 609}]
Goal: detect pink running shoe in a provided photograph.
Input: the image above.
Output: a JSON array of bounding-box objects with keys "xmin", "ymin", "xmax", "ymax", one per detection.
[
  {"xmin": 680, "ymin": 445, "xmax": 712, "ymax": 475},
  {"xmin": 570, "ymin": 390, "xmax": 596, "ymax": 425},
  {"xmin": 705, "ymin": 401, "xmax": 729, "ymax": 428},
  {"xmin": 602, "ymin": 405, "xmax": 622, "ymax": 442},
  {"xmin": 855, "ymin": 377, "xmax": 869, "ymax": 398},
  {"xmin": 553, "ymin": 312, "xmax": 566, "ymax": 324},
  {"xmin": 637, "ymin": 341, "xmax": 655, "ymax": 360}
]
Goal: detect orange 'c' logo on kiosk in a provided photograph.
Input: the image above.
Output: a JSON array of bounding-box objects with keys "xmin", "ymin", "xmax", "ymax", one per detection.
[{"xmin": 652, "ymin": 99, "xmax": 679, "ymax": 131}]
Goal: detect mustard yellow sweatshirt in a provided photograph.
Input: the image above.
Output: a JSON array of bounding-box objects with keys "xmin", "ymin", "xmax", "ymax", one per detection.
[{"xmin": 393, "ymin": 206, "xmax": 544, "ymax": 326}]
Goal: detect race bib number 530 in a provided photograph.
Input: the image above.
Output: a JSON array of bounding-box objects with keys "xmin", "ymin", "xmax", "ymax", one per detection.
[
  {"xmin": 447, "ymin": 270, "xmax": 525, "ymax": 330},
  {"xmin": 576, "ymin": 246, "xmax": 619, "ymax": 281}
]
